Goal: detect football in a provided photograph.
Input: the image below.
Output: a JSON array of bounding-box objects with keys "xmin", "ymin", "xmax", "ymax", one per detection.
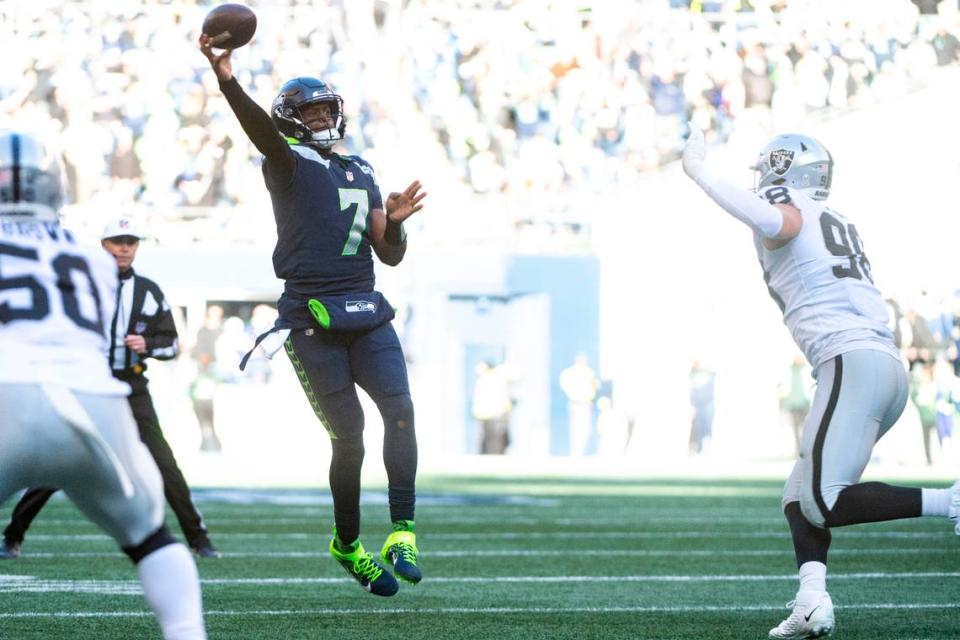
[{"xmin": 202, "ymin": 3, "xmax": 257, "ymax": 50}]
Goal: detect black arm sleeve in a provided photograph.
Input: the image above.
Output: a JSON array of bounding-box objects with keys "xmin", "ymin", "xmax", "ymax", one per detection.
[
  {"xmin": 219, "ymin": 77, "xmax": 296, "ymax": 182},
  {"xmin": 143, "ymin": 285, "xmax": 179, "ymax": 362}
]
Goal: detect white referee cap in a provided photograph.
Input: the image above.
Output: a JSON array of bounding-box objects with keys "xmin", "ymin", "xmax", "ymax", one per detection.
[{"xmin": 101, "ymin": 216, "xmax": 144, "ymax": 240}]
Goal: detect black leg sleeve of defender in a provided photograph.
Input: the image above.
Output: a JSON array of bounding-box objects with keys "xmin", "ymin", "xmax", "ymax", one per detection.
[
  {"xmin": 824, "ymin": 482, "xmax": 922, "ymax": 527},
  {"xmin": 3, "ymin": 487, "xmax": 58, "ymax": 544},
  {"xmin": 128, "ymin": 384, "xmax": 209, "ymax": 547},
  {"xmin": 785, "ymin": 501, "xmax": 831, "ymax": 568},
  {"xmin": 122, "ymin": 525, "xmax": 177, "ymax": 564},
  {"xmin": 378, "ymin": 393, "xmax": 417, "ymax": 523}
]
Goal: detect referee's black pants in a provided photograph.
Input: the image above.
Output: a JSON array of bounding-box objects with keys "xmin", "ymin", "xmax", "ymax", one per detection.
[{"xmin": 3, "ymin": 375, "xmax": 211, "ymax": 549}]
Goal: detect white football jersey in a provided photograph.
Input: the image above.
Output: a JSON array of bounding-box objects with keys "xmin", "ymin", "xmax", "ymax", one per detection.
[
  {"xmin": 753, "ymin": 185, "xmax": 899, "ymax": 368},
  {"xmin": 0, "ymin": 221, "xmax": 129, "ymax": 395}
]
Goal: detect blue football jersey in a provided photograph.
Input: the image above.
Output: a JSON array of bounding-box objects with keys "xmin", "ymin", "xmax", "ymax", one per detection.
[{"xmin": 265, "ymin": 144, "xmax": 384, "ymax": 299}]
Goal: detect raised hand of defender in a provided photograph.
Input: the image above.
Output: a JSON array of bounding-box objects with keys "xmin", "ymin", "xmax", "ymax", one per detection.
[
  {"xmin": 682, "ymin": 121, "xmax": 707, "ymax": 181},
  {"xmin": 386, "ymin": 181, "xmax": 427, "ymax": 224},
  {"xmin": 198, "ymin": 33, "xmax": 234, "ymax": 83}
]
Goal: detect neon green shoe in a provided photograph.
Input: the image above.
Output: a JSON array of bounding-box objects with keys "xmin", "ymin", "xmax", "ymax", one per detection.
[
  {"xmin": 329, "ymin": 533, "xmax": 398, "ymax": 596},
  {"xmin": 380, "ymin": 530, "xmax": 422, "ymax": 584}
]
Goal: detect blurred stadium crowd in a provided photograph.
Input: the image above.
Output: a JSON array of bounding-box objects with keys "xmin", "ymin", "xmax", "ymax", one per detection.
[
  {"xmin": 1, "ymin": 0, "xmax": 959, "ymax": 244},
  {"xmin": 3, "ymin": 0, "xmax": 960, "ymax": 464}
]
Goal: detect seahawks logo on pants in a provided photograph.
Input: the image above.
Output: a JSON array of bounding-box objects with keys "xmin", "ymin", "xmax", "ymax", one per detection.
[{"xmin": 346, "ymin": 300, "xmax": 376, "ymax": 313}]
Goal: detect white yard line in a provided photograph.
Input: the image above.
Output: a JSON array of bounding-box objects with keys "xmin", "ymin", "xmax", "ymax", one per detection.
[
  {"xmin": 0, "ymin": 602, "xmax": 957, "ymax": 619},
  {"xmin": 4, "ymin": 571, "xmax": 955, "ymax": 592},
  {"xmin": 198, "ymin": 572, "xmax": 960, "ymax": 585},
  {"xmin": 24, "ymin": 530, "xmax": 952, "ymax": 541},
  {"xmin": 9, "ymin": 547, "xmax": 955, "ymax": 559}
]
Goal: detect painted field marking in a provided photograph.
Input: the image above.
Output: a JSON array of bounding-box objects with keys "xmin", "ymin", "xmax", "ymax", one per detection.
[
  {"xmin": 7, "ymin": 548, "xmax": 956, "ymax": 559},
  {"xmin": 24, "ymin": 530, "xmax": 953, "ymax": 542},
  {"xmin": 2, "ymin": 571, "xmax": 957, "ymax": 596},
  {"xmin": 0, "ymin": 602, "xmax": 957, "ymax": 619}
]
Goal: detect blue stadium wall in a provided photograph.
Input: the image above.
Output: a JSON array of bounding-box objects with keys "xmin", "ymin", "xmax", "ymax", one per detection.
[{"xmin": 507, "ymin": 255, "xmax": 600, "ymax": 456}]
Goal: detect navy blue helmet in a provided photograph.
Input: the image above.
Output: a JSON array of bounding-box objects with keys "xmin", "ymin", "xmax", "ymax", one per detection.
[{"xmin": 271, "ymin": 77, "xmax": 345, "ymax": 149}]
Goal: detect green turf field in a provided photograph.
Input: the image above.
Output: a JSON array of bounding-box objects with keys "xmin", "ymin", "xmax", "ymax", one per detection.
[{"xmin": 0, "ymin": 477, "xmax": 957, "ymax": 639}]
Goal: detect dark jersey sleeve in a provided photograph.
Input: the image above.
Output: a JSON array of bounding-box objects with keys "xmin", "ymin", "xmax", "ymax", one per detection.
[
  {"xmin": 219, "ymin": 77, "xmax": 296, "ymax": 187},
  {"xmin": 353, "ymin": 157, "xmax": 384, "ymax": 210},
  {"xmin": 141, "ymin": 281, "xmax": 179, "ymax": 361}
]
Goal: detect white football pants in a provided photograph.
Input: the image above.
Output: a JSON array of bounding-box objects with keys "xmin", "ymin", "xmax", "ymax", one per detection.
[
  {"xmin": 782, "ymin": 349, "xmax": 909, "ymax": 527},
  {"xmin": 0, "ymin": 383, "xmax": 164, "ymax": 546}
]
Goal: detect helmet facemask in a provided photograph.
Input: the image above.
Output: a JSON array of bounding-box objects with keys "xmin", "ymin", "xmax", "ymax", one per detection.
[
  {"xmin": 302, "ymin": 97, "xmax": 345, "ymax": 149},
  {"xmin": 272, "ymin": 77, "xmax": 346, "ymax": 151},
  {"xmin": 0, "ymin": 131, "xmax": 64, "ymax": 222}
]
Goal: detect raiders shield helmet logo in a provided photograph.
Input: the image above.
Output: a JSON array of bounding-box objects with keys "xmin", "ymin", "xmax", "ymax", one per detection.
[{"xmin": 770, "ymin": 149, "xmax": 795, "ymax": 175}]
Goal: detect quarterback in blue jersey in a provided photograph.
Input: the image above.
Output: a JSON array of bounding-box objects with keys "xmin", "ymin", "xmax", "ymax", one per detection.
[{"xmin": 201, "ymin": 35, "xmax": 425, "ymax": 597}]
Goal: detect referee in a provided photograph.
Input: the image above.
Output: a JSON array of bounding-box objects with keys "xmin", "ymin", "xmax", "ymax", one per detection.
[{"xmin": 0, "ymin": 217, "xmax": 221, "ymax": 559}]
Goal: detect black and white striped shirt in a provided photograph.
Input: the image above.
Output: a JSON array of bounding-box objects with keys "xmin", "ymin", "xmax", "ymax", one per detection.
[{"xmin": 108, "ymin": 268, "xmax": 178, "ymax": 375}]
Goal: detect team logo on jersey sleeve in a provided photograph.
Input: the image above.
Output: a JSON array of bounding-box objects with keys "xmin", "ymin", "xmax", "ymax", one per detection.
[{"xmin": 770, "ymin": 149, "xmax": 795, "ymax": 175}]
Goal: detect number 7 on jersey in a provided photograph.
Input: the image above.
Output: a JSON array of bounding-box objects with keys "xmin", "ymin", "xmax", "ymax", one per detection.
[{"xmin": 339, "ymin": 188, "xmax": 369, "ymax": 256}]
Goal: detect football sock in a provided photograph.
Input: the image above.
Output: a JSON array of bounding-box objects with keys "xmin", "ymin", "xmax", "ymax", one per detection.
[
  {"xmin": 392, "ymin": 520, "xmax": 415, "ymax": 533},
  {"xmin": 333, "ymin": 509, "xmax": 360, "ymax": 549},
  {"xmin": 333, "ymin": 534, "xmax": 359, "ymax": 553},
  {"xmin": 137, "ymin": 543, "xmax": 206, "ymax": 640},
  {"xmin": 798, "ymin": 561, "xmax": 827, "ymax": 593},
  {"xmin": 921, "ymin": 488, "xmax": 951, "ymax": 517}
]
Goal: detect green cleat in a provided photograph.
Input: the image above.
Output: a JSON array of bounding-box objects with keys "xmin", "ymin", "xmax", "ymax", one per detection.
[
  {"xmin": 380, "ymin": 529, "xmax": 422, "ymax": 584},
  {"xmin": 329, "ymin": 533, "xmax": 398, "ymax": 597}
]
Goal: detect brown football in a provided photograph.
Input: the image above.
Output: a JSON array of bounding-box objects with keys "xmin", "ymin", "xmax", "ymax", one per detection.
[{"xmin": 202, "ymin": 4, "xmax": 257, "ymax": 50}]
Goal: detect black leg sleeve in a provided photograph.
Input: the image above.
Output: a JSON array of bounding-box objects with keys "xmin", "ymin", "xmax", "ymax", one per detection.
[
  {"xmin": 323, "ymin": 388, "xmax": 366, "ymax": 545},
  {"xmin": 785, "ymin": 501, "xmax": 831, "ymax": 568},
  {"xmin": 3, "ymin": 487, "xmax": 58, "ymax": 544},
  {"xmin": 825, "ymin": 482, "xmax": 922, "ymax": 527},
  {"xmin": 377, "ymin": 393, "xmax": 417, "ymax": 523},
  {"xmin": 122, "ymin": 525, "xmax": 178, "ymax": 564}
]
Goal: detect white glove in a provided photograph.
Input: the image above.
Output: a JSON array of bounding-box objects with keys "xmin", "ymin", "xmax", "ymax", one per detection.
[
  {"xmin": 682, "ymin": 123, "xmax": 785, "ymax": 238},
  {"xmin": 682, "ymin": 121, "xmax": 706, "ymax": 181}
]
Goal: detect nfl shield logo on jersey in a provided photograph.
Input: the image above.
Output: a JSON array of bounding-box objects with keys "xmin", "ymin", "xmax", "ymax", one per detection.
[
  {"xmin": 345, "ymin": 171, "xmax": 354, "ymax": 182},
  {"xmin": 770, "ymin": 149, "xmax": 795, "ymax": 175}
]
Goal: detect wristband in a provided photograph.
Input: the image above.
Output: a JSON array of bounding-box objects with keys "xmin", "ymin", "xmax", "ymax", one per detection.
[{"xmin": 385, "ymin": 219, "xmax": 406, "ymax": 245}]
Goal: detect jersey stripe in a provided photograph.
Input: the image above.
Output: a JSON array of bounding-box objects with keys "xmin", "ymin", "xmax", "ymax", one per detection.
[{"xmin": 811, "ymin": 354, "xmax": 844, "ymax": 522}]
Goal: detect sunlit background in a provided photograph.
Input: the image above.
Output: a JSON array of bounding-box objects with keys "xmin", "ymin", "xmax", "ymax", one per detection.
[{"xmin": 4, "ymin": 0, "xmax": 960, "ymax": 485}]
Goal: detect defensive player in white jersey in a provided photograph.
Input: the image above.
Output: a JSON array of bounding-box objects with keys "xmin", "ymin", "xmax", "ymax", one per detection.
[
  {"xmin": 0, "ymin": 131, "xmax": 206, "ymax": 640},
  {"xmin": 682, "ymin": 125, "xmax": 960, "ymax": 639}
]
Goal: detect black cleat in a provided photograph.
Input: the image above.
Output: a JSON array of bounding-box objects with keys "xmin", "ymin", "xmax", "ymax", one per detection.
[
  {"xmin": 0, "ymin": 539, "xmax": 21, "ymax": 559},
  {"xmin": 192, "ymin": 543, "xmax": 222, "ymax": 559}
]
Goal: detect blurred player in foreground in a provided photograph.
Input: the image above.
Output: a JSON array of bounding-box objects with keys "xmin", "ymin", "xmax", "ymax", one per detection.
[
  {"xmin": 682, "ymin": 125, "xmax": 959, "ymax": 639},
  {"xmin": 1, "ymin": 215, "xmax": 220, "ymax": 560},
  {"xmin": 199, "ymin": 34, "xmax": 425, "ymax": 596},
  {"xmin": 0, "ymin": 131, "xmax": 205, "ymax": 638}
]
